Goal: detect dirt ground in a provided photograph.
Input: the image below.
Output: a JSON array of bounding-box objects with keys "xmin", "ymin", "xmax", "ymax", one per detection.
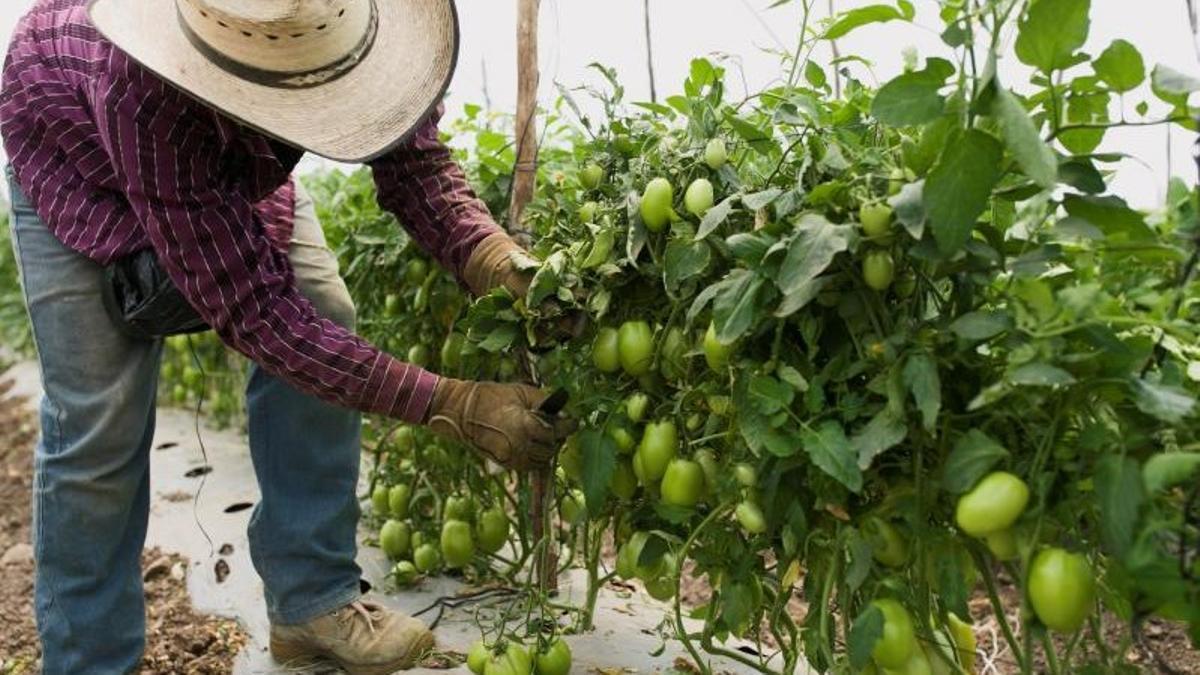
[{"xmin": 0, "ymin": 379, "xmax": 247, "ymax": 674}]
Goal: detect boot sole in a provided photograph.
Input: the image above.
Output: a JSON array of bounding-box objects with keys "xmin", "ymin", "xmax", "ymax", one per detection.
[{"xmin": 270, "ymin": 630, "xmax": 436, "ymax": 675}]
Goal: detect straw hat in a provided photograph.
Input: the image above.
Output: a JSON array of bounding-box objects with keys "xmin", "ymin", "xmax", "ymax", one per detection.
[{"xmin": 88, "ymin": 0, "xmax": 460, "ymax": 162}]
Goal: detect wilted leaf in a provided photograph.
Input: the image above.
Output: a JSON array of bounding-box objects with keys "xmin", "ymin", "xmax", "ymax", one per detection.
[
  {"xmin": 852, "ymin": 410, "xmax": 908, "ymax": 469},
  {"xmin": 1131, "ymin": 378, "xmax": 1197, "ymax": 423}
]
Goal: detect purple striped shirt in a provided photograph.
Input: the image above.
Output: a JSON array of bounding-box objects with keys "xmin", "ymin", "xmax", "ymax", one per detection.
[{"xmin": 0, "ymin": 0, "xmax": 500, "ymax": 422}]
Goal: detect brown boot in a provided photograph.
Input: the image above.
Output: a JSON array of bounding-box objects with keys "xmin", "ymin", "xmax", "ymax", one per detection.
[{"xmin": 270, "ymin": 600, "xmax": 434, "ymax": 674}]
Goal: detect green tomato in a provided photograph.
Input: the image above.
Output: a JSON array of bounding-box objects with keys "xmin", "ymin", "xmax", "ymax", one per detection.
[
  {"xmin": 407, "ymin": 344, "xmax": 430, "ymax": 368},
  {"xmin": 863, "ymin": 250, "xmax": 896, "ymax": 292},
  {"xmin": 560, "ymin": 489, "xmax": 586, "ymax": 525},
  {"xmin": 661, "ymin": 459, "xmax": 705, "ymax": 508},
  {"xmin": 625, "ymin": 392, "xmax": 650, "ymax": 423},
  {"xmin": 580, "ymin": 163, "xmax": 605, "ymax": 190},
  {"xmin": 859, "ymin": 203, "xmax": 894, "ymax": 239},
  {"xmin": 985, "ymin": 529, "xmax": 1020, "ymax": 561},
  {"xmin": 735, "ymin": 501, "xmax": 767, "ymax": 534},
  {"xmin": 395, "ymin": 426, "xmax": 416, "ymax": 453},
  {"xmin": 703, "ymin": 323, "xmax": 734, "ymax": 372},
  {"xmin": 392, "ymin": 560, "xmax": 419, "ymax": 586},
  {"xmin": 535, "ymin": 639, "xmax": 572, "ymax": 675},
  {"xmin": 636, "ymin": 420, "xmax": 678, "ymax": 483},
  {"xmin": 734, "ymin": 463, "xmax": 758, "ymax": 488},
  {"xmin": 640, "ymin": 178, "xmax": 674, "ymax": 233},
  {"xmin": 440, "ymin": 519, "xmax": 476, "ymax": 569},
  {"xmin": 592, "ymin": 327, "xmax": 621, "ymax": 373},
  {"xmin": 871, "ymin": 598, "xmax": 917, "ymax": 669},
  {"xmin": 384, "ymin": 293, "xmax": 401, "ymax": 317},
  {"xmin": 578, "ymin": 200, "xmax": 598, "ymax": 224},
  {"xmin": 172, "ymin": 384, "xmax": 188, "ymax": 403},
  {"xmin": 707, "ymin": 395, "xmax": 732, "ymax": 416},
  {"xmin": 371, "ymin": 484, "xmax": 390, "ymax": 514},
  {"xmin": 695, "ymin": 449, "xmax": 720, "ymax": 499},
  {"xmin": 888, "ymin": 167, "xmax": 907, "ymax": 196},
  {"xmin": 388, "ymin": 484, "xmax": 411, "ymax": 519},
  {"xmin": 617, "ymin": 320, "xmax": 654, "ymax": 376},
  {"xmin": 485, "ymin": 643, "xmax": 533, "ymax": 675},
  {"xmin": 445, "ymin": 495, "xmax": 476, "ymax": 523},
  {"xmin": 610, "ymin": 460, "xmax": 638, "ymax": 501},
  {"xmin": 467, "ymin": 640, "xmax": 492, "ymax": 675},
  {"xmin": 440, "ymin": 332, "xmax": 466, "ymax": 370},
  {"xmin": 380, "ymin": 519, "xmax": 411, "ymax": 560},
  {"xmin": 183, "ymin": 367, "xmax": 202, "ymax": 388},
  {"xmin": 945, "ymin": 613, "xmax": 977, "ymax": 672},
  {"xmin": 658, "ymin": 326, "xmax": 688, "ymax": 381},
  {"xmin": 954, "ymin": 471, "xmax": 1029, "ymax": 537},
  {"xmin": 887, "ymin": 648, "xmax": 933, "ymax": 675},
  {"xmin": 616, "ymin": 531, "xmax": 665, "ymax": 581},
  {"xmin": 684, "ymin": 178, "xmax": 715, "ymax": 217},
  {"xmin": 476, "ymin": 507, "xmax": 510, "ymax": 554},
  {"xmin": 704, "ymin": 138, "xmax": 728, "ymax": 170},
  {"xmin": 405, "ymin": 259, "xmax": 429, "ymax": 286},
  {"xmin": 864, "ymin": 516, "xmax": 909, "ymax": 568},
  {"xmin": 1028, "ymin": 548, "xmax": 1096, "ymax": 633},
  {"xmin": 608, "ymin": 424, "xmax": 636, "ymax": 455}
]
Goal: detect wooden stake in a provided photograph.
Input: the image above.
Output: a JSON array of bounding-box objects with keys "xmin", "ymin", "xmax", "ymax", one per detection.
[{"xmin": 508, "ymin": 0, "xmax": 541, "ymax": 234}]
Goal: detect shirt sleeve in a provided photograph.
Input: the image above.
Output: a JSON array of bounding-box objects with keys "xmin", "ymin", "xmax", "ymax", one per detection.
[
  {"xmin": 94, "ymin": 63, "xmax": 438, "ymax": 423},
  {"xmin": 367, "ymin": 104, "xmax": 501, "ymax": 280}
]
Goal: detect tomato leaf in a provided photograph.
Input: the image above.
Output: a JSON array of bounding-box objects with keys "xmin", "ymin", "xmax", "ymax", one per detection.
[
  {"xmin": 743, "ymin": 188, "xmax": 784, "ymax": 211},
  {"xmin": 950, "ymin": 310, "xmax": 1012, "ymax": 341},
  {"xmin": 888, "ymin": 180, "xmax": 926, "ymax": 240},
  {"xmin": 748, "ymin": 375, "xmax": 795, "ymax": 415},
  {"xmin": 735, "ymin": 375, "xmax": 804, "ymax": 457},
  {"xmin": 825, "ymin": 4, "xmax": 908, "ymax": 40},
  {"xmin": 991, "ymin": 87, "xmax": 1058, "ymax": 189},
  {"xmin": 578, "ymin": 429, "xmax": 617, "ymax": 518},
  {"xmin": 1015, "ymin": 0, "xmax": 1091, "ymax": 74},
  {"xmin": 695, "ymin": 194, "xmax": 738, "ymax": 240},
  {"xmin": 844, "ymin": 528, "xmax": 873, "ymax": 591},
  {"xmin": 1151, "ymin": 64, "xmax": 1200, "ymax": 106},
  {"xmin": 1058, "ymin": 159, "xmax": 1107, "ymax": 194},
  {"xmin": 1062, "ymin": 194, "xmax": 1155, "ymax": 241},
  {"xmin": 871, "ymin": 59, "xmax": 954, "ymax": 126},
  {"xmin": 775, "ymin": 277, "xmax": 828, "ymax": 318},
  {"xmin": 903, "ymin": 353, "xmax": 941, "ymax": 432},
  {"xmin": 847, "ymin": 606, "xmax": 884, "ymax": 670},
  {"xmin": 1143, "ymin": 453, "xmax": 1200, "ymax": 493},
  {"xmin": 941, "ymin": 429, "xmax": 1009, "ymax": 494},
  {"xmin": 663, "ymin": 238, "xmax": 712, "ymax": 292},
  {"xmin": 925, "ymin": 129, "xmax": 1004, "ymax": 254},
  {"xmin": 1008, "ymin": 362, "xmax": 1076, "ymax": 387},
  {"xmin": 777, "ymin": 213, "xmax": 852, "ymax": 295},
  {"xmin": 1130, "ymin": 378, "xmax": 1197, "ymax": 423},
  {"xmin": 712, "ymin": 270, "xmax": 767, "ymax": 343},
  {"xmin": 1095, "ymin": 455, "xmax": 1145, "ymax": 559},
  {"xmin": 852, "ymin": 409, "xmax": 907, "ymax": 469},
  {"xmin": 725, "ymin": 112, "xmax": 778, "ymax": 155},
  {"xmin": 802, "ymin": 420, "xmax": 862, "ymax": 493},
  {"xmin": 1093, "ymin": 40, "xmax": 1146, "ymax": 93}
]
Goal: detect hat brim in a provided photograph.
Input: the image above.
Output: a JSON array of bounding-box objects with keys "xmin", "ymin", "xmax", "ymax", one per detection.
[{"xmin": 88, "ymin": 0, "xmax": 460, "ymax": 163}]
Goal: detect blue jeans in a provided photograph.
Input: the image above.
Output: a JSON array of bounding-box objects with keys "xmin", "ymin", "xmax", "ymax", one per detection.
[{"xmin": 7, "ymin": 174, "xmax": 365, "ymax": 674}]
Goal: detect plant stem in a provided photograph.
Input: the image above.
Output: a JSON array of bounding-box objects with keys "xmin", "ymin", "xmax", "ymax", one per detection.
[{"xmin": 970, "ymin": 547, "xmax": 1026, "ymax": 672}]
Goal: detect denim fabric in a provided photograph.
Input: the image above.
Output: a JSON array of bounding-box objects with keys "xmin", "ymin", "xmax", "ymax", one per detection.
[{"xmin": 7, "ymin": 174, "xmax": 364, "ymax": 674}]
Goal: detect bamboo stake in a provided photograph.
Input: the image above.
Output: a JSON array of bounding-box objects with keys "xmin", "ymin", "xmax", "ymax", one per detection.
[{"xmin": 508, "ymin": 0, "xmax": 540, "ymax": 235}]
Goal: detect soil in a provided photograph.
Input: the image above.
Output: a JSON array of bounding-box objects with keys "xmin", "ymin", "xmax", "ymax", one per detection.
[{"xmin": 0, "ymin": 379, "xmax": 247, "ymax": 674}]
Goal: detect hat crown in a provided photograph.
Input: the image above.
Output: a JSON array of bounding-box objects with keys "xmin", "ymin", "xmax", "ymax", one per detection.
[
  {"xmin": 194, "ymin": 0, "xmax": 341, "ymax": 31},
  {"xmin": 178, "ymin": 0, "xmax": 375, "ymax": 75}
]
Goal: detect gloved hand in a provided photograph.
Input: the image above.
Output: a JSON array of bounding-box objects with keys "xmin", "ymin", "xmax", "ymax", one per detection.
[
  {"xmin": 426, "ymin": 378, "xmax": 574, "ymax": 471},
  {"xmin": 462, "ymin": 232, "xmax": 537, "ymax": 298}
]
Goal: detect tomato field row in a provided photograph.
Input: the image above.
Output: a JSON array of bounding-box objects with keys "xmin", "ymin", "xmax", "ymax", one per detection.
[{"xmin": 3, "ymin": 0, "xmax": 1199, "ymax": 673}]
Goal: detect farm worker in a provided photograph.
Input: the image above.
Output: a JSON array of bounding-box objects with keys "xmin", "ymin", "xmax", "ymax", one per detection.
[{"xmin": 0, "ymin": 0, "xmax": 571, "ymax": 673}]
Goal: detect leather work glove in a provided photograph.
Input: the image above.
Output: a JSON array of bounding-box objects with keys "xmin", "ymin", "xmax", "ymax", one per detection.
[
  {"xmin": 462, "ymin": 232, "xmax": 537, "ymax": 298},
  {"xmin": 426, "ymin": 378, "xmax": 574, "ymax": 471}
]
